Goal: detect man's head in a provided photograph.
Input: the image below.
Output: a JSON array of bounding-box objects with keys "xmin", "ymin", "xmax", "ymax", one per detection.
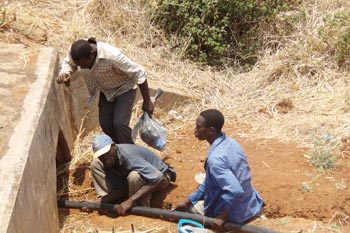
[
  {"xmin": 70, "ymin": 39, "xmax": 96, "ymax": 69},
  {"xmin": 92, "ymin": 134, "xmax": 116, "ymax": 168},
  {"xmin": 195, "ymin": 109, "xmax": 224, "ymax": 142}
]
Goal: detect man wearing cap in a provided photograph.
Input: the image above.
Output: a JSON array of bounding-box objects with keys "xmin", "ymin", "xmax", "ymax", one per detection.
[{"xmin": 90, "ymin": 134, "xmax": 176, "ymax": 215}]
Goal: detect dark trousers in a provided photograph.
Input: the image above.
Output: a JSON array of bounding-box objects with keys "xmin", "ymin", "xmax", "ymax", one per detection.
[{"xmin": 98, "ymin": 89, "xmax": 136, "ymax": 144}]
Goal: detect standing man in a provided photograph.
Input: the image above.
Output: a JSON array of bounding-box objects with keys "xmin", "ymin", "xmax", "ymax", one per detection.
[
  {"xmin": 56, "ymin": 37, "xmax": 153, "ymax": 144},
  {"xmin": 90, "ymin": 134, "xmax": 176, "ymax": 215},
  {"xmin": 173, "ymin": 109, "xmax": 264, "ymax": 231}
]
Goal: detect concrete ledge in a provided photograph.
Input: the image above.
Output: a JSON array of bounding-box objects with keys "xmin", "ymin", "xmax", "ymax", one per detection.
[
  {"xmin": 0, "ymin": 43, "xmax": 190, "ymax": 233},
  {"xmin": 0, "ymin": 47, "xmax": 75, "ymax": 233}
]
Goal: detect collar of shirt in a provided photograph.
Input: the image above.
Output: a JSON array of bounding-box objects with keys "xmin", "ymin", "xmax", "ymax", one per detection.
[
  {"xmin": 89, "ymin": 42, "xmax": 120, "ymax": 72},
  {"xmin": 110, "ymin": 146, "xmax": 128, "ymax": 176},
  {"xmin": 208, "ymin": 132, "xmax": 226, "ymax": 154},
  {"xmin": 204, "ymin": 133, "xmax": 226, "ymax": 169}
]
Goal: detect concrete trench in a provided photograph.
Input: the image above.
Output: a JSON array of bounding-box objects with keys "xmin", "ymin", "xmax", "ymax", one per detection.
[{"xmin": 0, "ymin": 43, "xmax": 188, "ymax": 233}]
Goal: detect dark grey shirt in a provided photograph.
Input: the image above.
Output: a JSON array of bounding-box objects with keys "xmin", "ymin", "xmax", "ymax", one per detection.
[
  {"xmin": 114, "ymin": 144, "xmax": 169, "ymax": 183},
  {"xmin": 91, "ymin": 144, "xmax": 176, "ymax": 196}
]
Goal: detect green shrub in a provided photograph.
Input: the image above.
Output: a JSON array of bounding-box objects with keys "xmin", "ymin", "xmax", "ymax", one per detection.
[
  {"xmin": 152, "ymin": 0, "xmax": 298, "ymax": 66},
  {"xmin": 319, "ymin": 11, "xmax": 350, "ymax": 67}
]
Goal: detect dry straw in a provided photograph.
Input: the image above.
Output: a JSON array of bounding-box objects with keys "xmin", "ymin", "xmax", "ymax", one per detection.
[
  {"xmin": 4, "ymin": 0, "xmax": 349, "ymax": 148},
  {"xmin": 2, "ymin": 0, "xmax": 350, "ymax": 231}
]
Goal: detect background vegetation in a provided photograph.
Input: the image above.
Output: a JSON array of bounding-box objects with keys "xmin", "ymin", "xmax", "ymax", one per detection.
[
  {"xmin": 1, "ymin": 0, "xmax": 350, "ymax": 153},
  {"xmin": 152, "ymin": 0, "xmax": 299, "ymax": 66},
  {"xmin": 1, "ymin": 0, "xmax": 350, "ymax": 232}
]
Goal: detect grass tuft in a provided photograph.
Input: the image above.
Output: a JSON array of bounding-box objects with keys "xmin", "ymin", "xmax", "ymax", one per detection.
[{"xmin": 306, "ymin": 136, "xmax": 339, "ymax": 170}]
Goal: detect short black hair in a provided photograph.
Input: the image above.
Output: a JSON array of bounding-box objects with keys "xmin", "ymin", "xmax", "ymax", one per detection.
[
  {"xmin": 200, "ymin": 109, "xmax": 224, "ymax": 133},
  {"xmin": 70, "ymin": 39, "xmax": 92, "ymax": 61}
]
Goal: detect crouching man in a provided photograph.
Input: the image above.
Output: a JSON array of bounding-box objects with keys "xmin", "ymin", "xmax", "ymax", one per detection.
[{"xmin": 90, "ymin": 134, "xmax": 176, "ymax": 215}]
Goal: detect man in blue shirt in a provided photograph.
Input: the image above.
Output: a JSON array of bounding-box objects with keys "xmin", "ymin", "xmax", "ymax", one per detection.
[
  {"xmin": 173, "ymin": 109, "xmax": 264, "ymax": 231},
  {"xmin": 90, "ymin": 134, "xmax": 176, "ymax": 215}
]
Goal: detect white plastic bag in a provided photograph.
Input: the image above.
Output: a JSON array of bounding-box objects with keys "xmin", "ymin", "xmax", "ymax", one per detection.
[{"xmin": 132, "ymin": 112, "xmax": 167, "ymax": 151}]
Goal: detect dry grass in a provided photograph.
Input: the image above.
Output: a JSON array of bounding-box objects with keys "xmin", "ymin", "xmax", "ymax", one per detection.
[
  {"xmin": 60, "ymin": 212, "xmax": 177, "ymax": 233},
  {"xmin": 2, "ymin": 0, "xmax": 349, "ymax": 148},
  {"xmin": 2, "ymin": 0, "xmax": 350, "ymax": 232},
  {"xmin": 56, "ymin": 114, "xmax": 98, "ymax": 200}
]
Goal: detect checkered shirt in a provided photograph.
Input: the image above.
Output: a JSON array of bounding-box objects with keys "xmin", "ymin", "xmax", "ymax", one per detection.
[{"xmin": 59, "ymin": 41, "xmax": 146, "ymax": 103}]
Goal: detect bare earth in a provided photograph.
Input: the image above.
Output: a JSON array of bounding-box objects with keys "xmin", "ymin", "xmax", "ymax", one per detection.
[{"xmin": 58, "ymin": 122, "xmax": 350, "ymax": 233}]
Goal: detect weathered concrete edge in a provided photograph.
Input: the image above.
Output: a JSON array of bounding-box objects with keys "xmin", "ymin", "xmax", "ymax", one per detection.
[{"xmin": 0, "ymin": 47, "xmax": 75, "ymax": 233}]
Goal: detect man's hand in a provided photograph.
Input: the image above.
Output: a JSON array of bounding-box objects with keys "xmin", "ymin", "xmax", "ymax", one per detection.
[
  {"xmin": 116, "ymin": 198, "xmax": 134, "ymax": 216},
  {"xmin": 142, "ymin": 100, "xmax": 154, "ymax": 116},
  {"xmin": 56, "ymin": 73, "xmax": 70, "ymax": 84},
  {"xmin": 172, "ymin": 199, "xmax": 191, "ymax": 211},
  {"xmin": 212, "ymin": 217, "xmax": 225, "ymax": 231},
  {"xmin": 212, "ymin": 210, "xmax": 229, "ymax": 231}
]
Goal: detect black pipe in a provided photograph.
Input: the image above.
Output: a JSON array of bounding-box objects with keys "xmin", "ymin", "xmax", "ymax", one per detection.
[{"xmin": 58, "ymin": 200, "xmax": 280, "ymax": 233}]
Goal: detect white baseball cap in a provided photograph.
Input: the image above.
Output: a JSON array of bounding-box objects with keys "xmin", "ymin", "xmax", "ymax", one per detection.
[{"xmin": 91, "ymin": 134, "xmax": 113, "ymax": 159}]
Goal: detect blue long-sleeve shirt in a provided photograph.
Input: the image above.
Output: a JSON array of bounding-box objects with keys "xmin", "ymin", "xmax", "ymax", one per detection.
[{"xmin": 188, "ymin": 133, "xmax": 264, "ymax": 224}]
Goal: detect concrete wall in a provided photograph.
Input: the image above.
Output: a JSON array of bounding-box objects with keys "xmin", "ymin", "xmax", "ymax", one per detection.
[
  {"xmin": 0, "ymin": 43, "xmax": 189, "ymax": 233},
  {"xmin": 0, "ymin": 47, "xmax": 76, "ymax": 233}
]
